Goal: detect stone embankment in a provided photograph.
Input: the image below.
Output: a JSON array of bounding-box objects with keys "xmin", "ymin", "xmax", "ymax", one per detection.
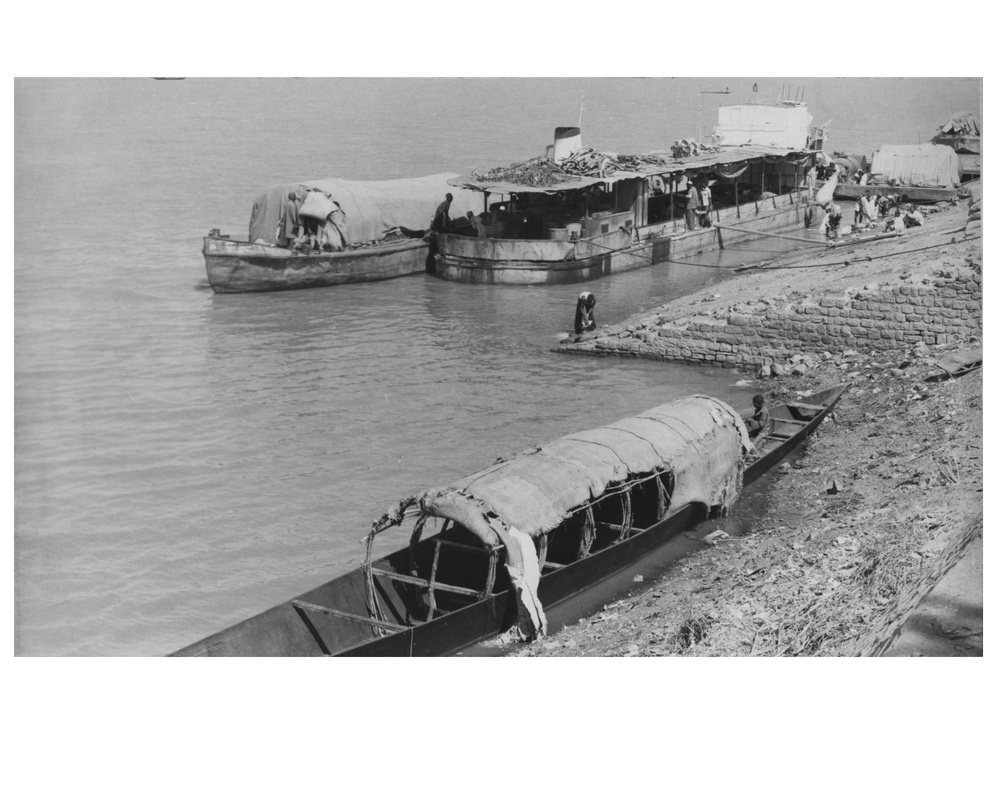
[
  {"xmin": 522, "ymin": 197, "xmax": 982, "ymax": 658},
  {"xmin": 559, "ymin": 201, "xmax": 981, "ymax": 378}
]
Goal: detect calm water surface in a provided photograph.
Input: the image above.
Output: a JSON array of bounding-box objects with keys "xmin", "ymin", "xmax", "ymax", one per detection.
[{"xmin": 14, "ymin": 78, "xmax": 981, "ymax": 655}]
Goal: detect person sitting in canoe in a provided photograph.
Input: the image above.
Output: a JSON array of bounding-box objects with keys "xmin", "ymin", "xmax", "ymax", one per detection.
[
  {"xmin": 575, "ymin": 291, "xmax": 596, "ymax": 334},
  {"xmin": 744, "ymin": 394, "xmax": 770, "ymax": 438}
]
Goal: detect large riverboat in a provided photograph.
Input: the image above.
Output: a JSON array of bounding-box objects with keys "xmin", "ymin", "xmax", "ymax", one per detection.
[
  {"xmin": 432, "ymin": 102, "xmax": 826, "ymax": 285},
  {"xmin": 171, "ymin": 386, "xmax": 845, "ymax": 657},
  {"xmin": 203, "ymin": 174, "xmax": 481, "ymax": 293}
]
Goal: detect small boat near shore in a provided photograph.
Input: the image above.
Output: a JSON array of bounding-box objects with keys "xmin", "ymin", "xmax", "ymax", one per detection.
[
  {"xmin": 171, "ymin": 385, "xmax": 846, "ymax": 657},
  {"xmin": 204, "ymin": 174, "xmax": 481, "ymax": 293}
]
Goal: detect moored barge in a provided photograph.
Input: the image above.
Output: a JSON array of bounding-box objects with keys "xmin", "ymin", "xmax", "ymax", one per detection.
[
  {"xmin": 433, "ymin": 102, "xmax": 827, "ymax": 285},
  {"xmin": 204, "ymin": 174, "xmax": 481, "ymax": 293}
]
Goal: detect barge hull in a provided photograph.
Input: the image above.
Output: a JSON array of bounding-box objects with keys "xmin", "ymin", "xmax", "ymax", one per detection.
[
  {"xmin": 203, "ymin": 236, "xmax": 432, "ymax": 293},
  {"xmin": 433, "ymin": 197, "xmax": 809, "ymax": 285},
  {"xmin": 833, "ymin": 183, "xmax": 957, "ymax": 203}
]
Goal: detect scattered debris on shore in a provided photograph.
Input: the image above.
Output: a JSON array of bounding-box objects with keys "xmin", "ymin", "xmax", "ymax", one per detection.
[{"xmin": 516, "ymin": 201, "xmax": 983, "ymax": 658}]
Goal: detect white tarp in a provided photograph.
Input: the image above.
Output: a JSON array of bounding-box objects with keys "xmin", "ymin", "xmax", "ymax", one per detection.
[
  {"xmin": 714, "ymin": 103, "xmax": 812, "ymax": 149},
  {"xmin": 870, "ymin": 144, "xmax": 962, "ymax": 188}
]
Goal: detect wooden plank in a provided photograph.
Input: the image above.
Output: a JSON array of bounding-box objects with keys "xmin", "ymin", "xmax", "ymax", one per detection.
[
  {"xmin": 774, "ymin": 419, "xmax": 811, "ymax": 427},
  {"xmin": 786, "ymin": 402, "xmax": 827, "ymax": 411},
  {"xmin": 369, "ymin": 568, "xmax": 481, "ymax": 597},
  {"xmin": 436, "ymin": 539, "xmax": 489, "ymax": 555},
  {"xmin": 292, "ymin": 601, "xmax": 409, "ymax": 632}
]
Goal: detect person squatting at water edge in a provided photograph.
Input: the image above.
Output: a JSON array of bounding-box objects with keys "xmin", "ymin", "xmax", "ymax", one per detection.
[
  {"xmin": 575, "ymin": 291, "xmax": 596, "ymax": 334},
  {"xmin": 744, "ymin": 394, "xmax": 770, "ymax": 439}
]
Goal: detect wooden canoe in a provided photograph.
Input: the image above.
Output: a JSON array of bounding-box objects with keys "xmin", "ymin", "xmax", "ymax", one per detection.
[
  {"xmin": 171, "ymin": 386, "xmax": 846, "ymax": 657},
  {"xmin": 203, "ymin": 233, "xmax": 433, "ymax": 293}
]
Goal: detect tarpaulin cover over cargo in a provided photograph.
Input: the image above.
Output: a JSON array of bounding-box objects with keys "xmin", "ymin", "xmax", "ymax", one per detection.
[
  {"xmin": 248, "ymin": 174, "xmax": 482, "ymax": 245},
  {"xmin": 870, "ymin": 144, "xmax": 962, "ymax": 188},
  {"xmin": 369, "ymin": 395, "xmax": 750, "ymax": 639},
  {"xmin": 378, "ymin": 395, "xmax": 750, "ymax": 549}
]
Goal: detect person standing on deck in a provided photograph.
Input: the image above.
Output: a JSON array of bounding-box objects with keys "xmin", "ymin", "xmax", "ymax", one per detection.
[
  {"xmin": 321, "ymin": 201, "xmax": 347, "ymax": 251},
  {"xmin": 698, "ymin": 181, "xmax": 713, "ymax": 227},
  {"xmin": 278, "ymin": 191, "xmax": 302, "ymax": 248},
  {"xmin": 466, "ymin": 211, "xmax": 487, "ymax": 237},
  {"xmin": 430, "ymin": 193, "xmax": 453, "ymax": 233},
  {"xmin": 574, "ymin": 291, "xmax": 596, "ymax": 334},
  {"xmin": 685, "ymin": 179, "xmax": 699, "ymax": 231}
]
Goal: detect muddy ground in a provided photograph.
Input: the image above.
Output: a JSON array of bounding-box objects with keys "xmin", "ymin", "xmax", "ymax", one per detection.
[{"xmin": 517, "ymin": 203, "xmax": 983, "ymax": 658}]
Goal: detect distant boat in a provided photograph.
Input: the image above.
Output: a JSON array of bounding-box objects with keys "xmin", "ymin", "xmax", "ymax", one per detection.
[
  {"xmin": 700, "ymin": 89, "xmax": 731, "ymax": 94},
  {"xmin": 152, "ymin": 77, "xmax": 185, "ymax": 81}
]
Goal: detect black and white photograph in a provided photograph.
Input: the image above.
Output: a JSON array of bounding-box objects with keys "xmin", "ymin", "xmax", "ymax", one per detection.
[
  {"xmin": 8, "ymin": 12, "xmax": 990, "ymax": 797},
  {"xmin": 15, "ymin": 74, "xmax": 983, "ymax": 659}
]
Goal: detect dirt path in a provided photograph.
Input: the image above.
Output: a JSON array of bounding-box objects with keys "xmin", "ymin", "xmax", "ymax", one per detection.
[{"xmin": 517, "ymin": 202, "xmax": 983, "ymax": 658}]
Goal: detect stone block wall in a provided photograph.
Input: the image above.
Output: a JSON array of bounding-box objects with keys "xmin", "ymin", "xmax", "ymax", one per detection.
[{"xmin": 583, "ymin": 270, "xmax": 983, "ymax": 368}]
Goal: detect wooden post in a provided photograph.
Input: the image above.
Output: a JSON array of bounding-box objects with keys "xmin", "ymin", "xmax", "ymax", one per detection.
[
  {"xmin": 670, "ymin": 175, "xmax": 675, "ymax": 231},
  {"xmin": 735, "ymin": 180, "xmax": 740, "ymax": 219}
]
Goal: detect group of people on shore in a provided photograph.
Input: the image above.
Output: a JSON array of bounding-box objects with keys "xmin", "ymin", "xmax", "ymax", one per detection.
[{"xmin": 818, "ymin": 189, "xmax": 924, "ymax": 240}]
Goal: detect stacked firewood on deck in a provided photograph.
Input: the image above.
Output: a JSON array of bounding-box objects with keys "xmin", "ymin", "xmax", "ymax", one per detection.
[
  {"xmin": 471, "ymin": 149, "xmax": 676, "ymax": 187},
  {"xmin": 670, "ymin": 138, "xmax": 722, "ymax": 158}
]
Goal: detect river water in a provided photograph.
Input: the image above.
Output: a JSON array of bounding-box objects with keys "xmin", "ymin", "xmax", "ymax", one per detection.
[{"xmin": 14, "ymin": 77, "xmax": 981, "ymax": 655}]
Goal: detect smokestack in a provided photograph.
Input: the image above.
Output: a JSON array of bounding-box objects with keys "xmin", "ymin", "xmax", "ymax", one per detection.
[{"xmin": 549, "ymin": 126, "xmax": 582, "ymax": 162}]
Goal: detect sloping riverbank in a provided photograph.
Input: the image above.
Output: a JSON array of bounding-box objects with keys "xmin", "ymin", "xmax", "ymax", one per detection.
[{"xmin": 519, "ymin": 200, "xmax": 982, "ymax": 657}]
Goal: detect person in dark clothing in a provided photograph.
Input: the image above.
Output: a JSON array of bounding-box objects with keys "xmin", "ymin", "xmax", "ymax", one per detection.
[
  {"xmin": 574, "ymin": 291, "xmax": 596, "ymax": 334},
  {"xmin": 430, "ymin": 193, "xmax": 453, "ymax": 233},
  {"xmin": 744, "ymin": 394, "xmax": 770, "ymax": 438},
  {"xmin": 278, "ymin": 191, "xmax": 301, "ymax": 247}
]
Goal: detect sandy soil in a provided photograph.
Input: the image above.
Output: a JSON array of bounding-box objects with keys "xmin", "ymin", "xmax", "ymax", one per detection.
[{"xmin": 518, "ymin": 202, "xmax": 983, "ymax": 658}]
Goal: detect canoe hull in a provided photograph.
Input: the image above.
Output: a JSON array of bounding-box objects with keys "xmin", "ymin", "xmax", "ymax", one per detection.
[
  {"xmin": 203, "ymin": 235, "xmax": 432, "ymax": 293},
  {"xmin": 171, "ymin": 386, "xmax": 847, "ymax": 657}
]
